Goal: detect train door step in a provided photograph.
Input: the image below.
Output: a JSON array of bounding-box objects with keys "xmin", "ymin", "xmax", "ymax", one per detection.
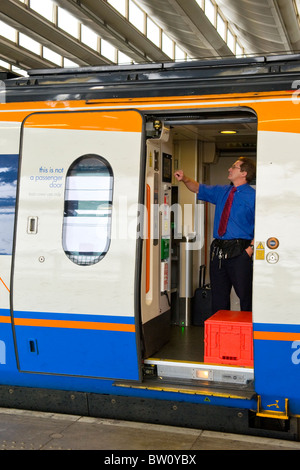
[
  {"xmin": 115, "ymin": 358, "xmax": 255, "ymax": 400},
  {"xmin": 144, "ymin": 358, "xmax": 254, "ymax": 385}
]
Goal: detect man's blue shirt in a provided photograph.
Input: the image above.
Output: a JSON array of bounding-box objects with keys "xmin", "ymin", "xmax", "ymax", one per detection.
[{"xmin": 197, "ymin": 183, "xmax": 255, "ymax": 240}]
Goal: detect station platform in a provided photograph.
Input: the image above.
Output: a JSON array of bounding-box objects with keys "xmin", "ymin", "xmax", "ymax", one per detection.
[{"xmin": 0, "ymin": 407, "xmax": 300, "ymax": 451}]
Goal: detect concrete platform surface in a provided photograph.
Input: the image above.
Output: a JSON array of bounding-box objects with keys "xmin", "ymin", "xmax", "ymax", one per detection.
[{"xmin": 0, "ymin": 407, "xmax": 300, "ymax": 451}]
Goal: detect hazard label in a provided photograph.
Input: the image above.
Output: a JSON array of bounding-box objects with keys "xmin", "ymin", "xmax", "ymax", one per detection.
[{"xmin": 255, "ymin": 241, "xmax": 265, "ymax": 260}]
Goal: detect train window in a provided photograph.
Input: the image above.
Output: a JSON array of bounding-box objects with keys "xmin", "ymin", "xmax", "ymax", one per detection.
[
  {"xmin": 62, "ymin": 154, "xmax": 113, "ymax": 266},
  {"xmin": 0, "ymin": 154, "xmax": 18, "ymax": 255}
]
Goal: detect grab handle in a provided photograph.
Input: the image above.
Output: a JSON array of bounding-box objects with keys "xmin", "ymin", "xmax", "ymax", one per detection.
[{"xmin": 27, "ymin": 216, "xmax": 38, "ymax": 234}]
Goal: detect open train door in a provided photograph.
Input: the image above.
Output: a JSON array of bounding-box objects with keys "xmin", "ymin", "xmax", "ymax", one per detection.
[{"xmin": 11, "ymin": 110, "xmax": 144, "ymax": 381}]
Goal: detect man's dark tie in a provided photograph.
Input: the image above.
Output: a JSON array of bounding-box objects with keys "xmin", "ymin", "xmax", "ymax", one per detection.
[{"xmin": 218, "ymin": 186, "xmax": 237, "ymax": 237}]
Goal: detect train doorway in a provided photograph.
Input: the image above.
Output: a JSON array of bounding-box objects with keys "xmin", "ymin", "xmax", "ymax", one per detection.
[{"xmin": 140, "ymin": 107, "xmax": 257, "ymax": 388}]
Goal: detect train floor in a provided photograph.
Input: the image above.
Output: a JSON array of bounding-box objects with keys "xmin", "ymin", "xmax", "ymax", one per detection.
[
  {"xmin": 0, "ymin": 407, "xmax": 300, "ymax": 452},
  {"xmin": 153, "ymin": 324, "xmax": 204, "ymax": 362}
]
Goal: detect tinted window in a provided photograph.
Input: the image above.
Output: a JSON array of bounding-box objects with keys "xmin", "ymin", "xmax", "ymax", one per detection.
[
  {"xmin": 0, "ymin": 154, "xmax": 18, "ymax": 255},
  {"xmin": 62, "ymin": 155, "xmax": 113, "ymax": 266}
]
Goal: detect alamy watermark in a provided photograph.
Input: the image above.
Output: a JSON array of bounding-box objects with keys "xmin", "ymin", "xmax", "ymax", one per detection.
[{"xmin": 108, "ymin": 197, "xmax": 204, "ymax": 250}]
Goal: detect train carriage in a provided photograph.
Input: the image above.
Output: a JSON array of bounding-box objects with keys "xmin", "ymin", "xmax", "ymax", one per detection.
[{"xmin": 0, "ymin": 54, "xmax": 300, "ymax": 440}]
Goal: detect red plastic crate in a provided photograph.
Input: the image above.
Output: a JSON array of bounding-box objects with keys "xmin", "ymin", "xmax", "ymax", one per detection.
[{"xmin": 204, "ymin": 310, "xmax": 253, "ymax": 367}]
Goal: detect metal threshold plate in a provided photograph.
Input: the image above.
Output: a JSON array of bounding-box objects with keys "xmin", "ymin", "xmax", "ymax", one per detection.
[
  {"xmin": 145, "ymin": 358, "xmax": 254, "ymax": 385},
  {"xmin": 115, "ymin": 358, "xmax": 255, "ymax": 400}
]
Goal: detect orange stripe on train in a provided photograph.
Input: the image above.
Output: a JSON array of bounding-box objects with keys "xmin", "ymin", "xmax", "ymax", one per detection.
[
  {"xmin": 24, "ymin": 110, "xmax": 143, "ymax": 132},
  {"xmin": 253, "ymin": 331, "xmax": 300, "ymax": 341},
  {"xmin": 0, "ymin": 316, "xmax": 135, "ymax": 332},
  {"xmin": 14, "ymin": 318, "xmax": 135, "ymax": 332}
]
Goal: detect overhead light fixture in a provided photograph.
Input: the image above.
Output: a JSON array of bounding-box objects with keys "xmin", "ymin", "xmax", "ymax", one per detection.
[{"xmin": 220, "ymin": 130, "xmax": 237, "ymax": 134}]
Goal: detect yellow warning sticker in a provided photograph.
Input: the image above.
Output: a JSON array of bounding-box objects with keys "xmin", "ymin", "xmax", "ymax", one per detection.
[
  {"xmin": 256, "ymin": 250, "xmax": 265, "ymax": 260},
  {"xmin": 255, "ymin": 242, "xmax": 265, "ymax": 260}
]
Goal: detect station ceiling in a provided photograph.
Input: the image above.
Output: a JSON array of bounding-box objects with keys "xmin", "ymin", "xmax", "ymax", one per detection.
[{"xmin": 0, "ymin": 0, "xmax": 300, "ymax": 75}]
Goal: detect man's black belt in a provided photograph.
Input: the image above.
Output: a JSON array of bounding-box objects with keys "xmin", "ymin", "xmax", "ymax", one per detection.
[{"xmin": 211, "ymin": 238, "xmax": 251, "ymax": 261}]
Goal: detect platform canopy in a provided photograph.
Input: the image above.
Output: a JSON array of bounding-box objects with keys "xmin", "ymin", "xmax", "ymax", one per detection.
[{"xmin": 0, "ymin": 0, "xmax": 299, "ymax": 77}]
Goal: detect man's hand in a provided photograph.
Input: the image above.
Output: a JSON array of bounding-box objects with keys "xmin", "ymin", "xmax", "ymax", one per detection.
[
  {"xmin": 174, "ymin": 170, "xmax": 184, "ymax": 182},
  {"xmin": 245, "ymin": 242, "xmax": 254, "ymax": 258},
  {"xmin": 174, "ymin": 170, "xmax": 199, "ymax": 193}
]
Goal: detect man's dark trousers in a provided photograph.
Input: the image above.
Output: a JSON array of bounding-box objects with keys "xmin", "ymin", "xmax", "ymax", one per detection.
[{"xmin": 210, "ymin": 250, "xmax": 253, "ymax": 314}]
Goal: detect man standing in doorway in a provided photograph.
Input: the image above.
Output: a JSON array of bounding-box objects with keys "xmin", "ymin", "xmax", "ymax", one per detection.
[{"xmin": 174, "ymin": 157, "xmax": 256, "ymax": 314}]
